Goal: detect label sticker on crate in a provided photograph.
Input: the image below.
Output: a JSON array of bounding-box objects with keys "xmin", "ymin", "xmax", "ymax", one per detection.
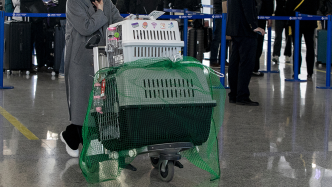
[
  {"xmin": 131, "ymin": 22, "xmax": 139, "ymax": 28},
  {"xmin": 168, "ymin": 22, "xmax": 174, "ymax": 29},
  {"xmin": 160, "ymin": 23, "xmax": 166, "ymax": 29},
  {"xmin": 101, "ymin": 79, "xmax": 106, "ymax": 98},
  {"xmin": 142, "ymin": 22, "xmax": 148, "ymax": 29},
  {"xmin": 151, "ymin": 22, "xmax": 157, "ymax": 29}
]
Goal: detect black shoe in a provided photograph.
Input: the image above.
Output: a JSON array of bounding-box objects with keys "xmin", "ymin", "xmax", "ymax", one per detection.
[
  {"xmin": 307, "ymin": 74, "xmax": 312, "ymax": 80},
  {"xmin": 236, "ymin": 99, "xmax": 259, "ymax": 106},
  {"xmin": 62, "ymin": 124, "xmax": 83, "ymax": 150},
  {"xmin": 229, "ymin": 98, "xmax": 236, "ymax": 103},
  {"xmin": 252, "ymin": 72, "xmax": 264, "ymax": 77}
]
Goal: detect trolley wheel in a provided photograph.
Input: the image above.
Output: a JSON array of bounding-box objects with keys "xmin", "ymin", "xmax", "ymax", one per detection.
[
  {"xmin": 158, "ymin": 160, "xmax": 174, "ymax": 182},
  {"xmin": 150, "ymin": 157, "xmax": 160, "ymax": 168}
]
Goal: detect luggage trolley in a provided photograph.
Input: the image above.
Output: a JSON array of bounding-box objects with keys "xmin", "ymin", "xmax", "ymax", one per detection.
[{"xmin": 84, "ymin": 12, "xmax": 217, "ymax": 182}]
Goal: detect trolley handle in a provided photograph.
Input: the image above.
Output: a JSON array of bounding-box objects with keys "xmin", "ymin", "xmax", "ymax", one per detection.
[{"xmin": 85, "ymin": 34, "xmax": 101, "ymax": 49}]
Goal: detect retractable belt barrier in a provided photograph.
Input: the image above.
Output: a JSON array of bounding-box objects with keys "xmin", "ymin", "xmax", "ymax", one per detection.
[{"xmin": 0, "ymin": 11, "xmax": 331, "ymax": 89}]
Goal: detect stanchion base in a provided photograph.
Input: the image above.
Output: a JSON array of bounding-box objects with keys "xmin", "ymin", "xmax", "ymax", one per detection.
[
  {"xmin": 0, "ymin": 86, "xmax": 14, "ymax": 89},
  {"xmin": 260, "ymin": 70, "xmax": 280, "ymax": 74},
  {"xmin": 285, "ymin": 79, "xmax": 307, "ymax": 82},
  {"xmin": 316, "ymin": 86, "xmax": 332, "ymax": 89}
]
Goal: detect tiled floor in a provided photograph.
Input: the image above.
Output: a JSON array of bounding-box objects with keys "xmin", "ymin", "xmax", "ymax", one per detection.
[{"xmin": 1, "ymin": 39, "xmax": 332, "ymax": 186}]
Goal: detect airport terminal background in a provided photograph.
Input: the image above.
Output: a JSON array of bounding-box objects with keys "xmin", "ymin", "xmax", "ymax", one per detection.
[{"xmin": 0, "ymin": 0, "xmax": 332, "ymax": 186}]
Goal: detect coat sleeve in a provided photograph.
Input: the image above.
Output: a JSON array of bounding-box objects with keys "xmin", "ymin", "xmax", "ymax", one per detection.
[
  {"xmin": 66, "ymin": 0, "xmax": 108, "ymax": 36},
  {"xmin": 240, "ymin": 0, "xmax": 258, "ymax": 30},
  {"xmin": 110, "ymin": 0, "xmax": 124, "ymax": 23},
  {"xmin": 115, "ymin": 0, "xmax": 130, "ymax": 13}
]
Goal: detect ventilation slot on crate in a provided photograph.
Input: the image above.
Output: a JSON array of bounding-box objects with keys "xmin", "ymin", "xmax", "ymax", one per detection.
[
  {"xmin": 133, "ymin": 47, "xmax": 178, "ymax": 57},
  {"xmin": 143, "ymin": 79, "xmax": 195, "ymax": 99}
]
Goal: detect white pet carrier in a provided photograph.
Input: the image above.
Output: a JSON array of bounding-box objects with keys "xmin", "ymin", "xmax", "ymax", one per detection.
[{"xmin": 93, "ymin": 11, "xmax": 184, "ymax": 74}]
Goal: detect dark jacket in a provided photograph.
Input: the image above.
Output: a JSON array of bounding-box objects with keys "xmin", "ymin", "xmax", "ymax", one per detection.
[
  {"xmin": 258, "ymin": 0, "xmax": 274, "ymax": 16},
  {"xmin": 286, "ymin": 0, "xmax": 319, "ymax": 29},
  {"xmin": 116, "ymin": 0, "xmax": 162, "ymax": 14},
  {"xmin": 275, "ymin": 0, "xmax": 288, "ymax": 16},
  {"xmin": 226, "ymin": 0, "xmax": 258, "ymax": 37},
  {"xmin": 257, "ymin": 0, "xmax": 274, "ymax": 28},
  {"xmin": 214, "ymin": 0, "xmax": 222, "ymax": 14},
  {"xmin": 5, "ymin": 0, "xmax": 14, "ymax": 13},
  {"xmin": 318, "ymin": 0, "xmax": 332, "ymax": 16}
]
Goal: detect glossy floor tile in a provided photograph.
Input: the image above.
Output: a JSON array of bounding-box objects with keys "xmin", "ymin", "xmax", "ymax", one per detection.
[{"xmin": 1, "ymin": 42, "xmax": 332, "ymax": 186}]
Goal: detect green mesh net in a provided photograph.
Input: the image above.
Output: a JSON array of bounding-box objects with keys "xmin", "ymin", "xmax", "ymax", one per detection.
[{"xmin": 79, "ymin": 56, "xmax": 226, "ymax": 183}]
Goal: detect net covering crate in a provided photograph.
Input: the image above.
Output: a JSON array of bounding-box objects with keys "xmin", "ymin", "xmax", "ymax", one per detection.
[{"xmin": 91, "ymin": 64, "xmax": 216, "ymax": 151}]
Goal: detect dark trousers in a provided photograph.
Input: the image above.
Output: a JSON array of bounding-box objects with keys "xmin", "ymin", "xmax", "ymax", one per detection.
[
  {"xmin": 210, "ymin": 14, "xmax": 229, "ymax": 62},
  {"xmin": 228, "ymin": 36, "xmax": 257, "ymax": 101},
  {"xmin": 31, "ymin": 21, "xmax": 45, "ymax": 68},
  {"xmin": 273, "ymin": 20, "xmax": 292, "ymax": 57},
  {"xmin": 211, "ymin": 18, "xmax": 222, "ymax": 60},
  {"xmin": 291, "ymin": 26, "xmax": 315, "ymax": 75},
  {"xmin": 253, "ymin": 20, "xmax": 266, "ymax": 72},
  {"xmin": 254, "ymin": 34, "xmax": 264, "ymax": 72}
]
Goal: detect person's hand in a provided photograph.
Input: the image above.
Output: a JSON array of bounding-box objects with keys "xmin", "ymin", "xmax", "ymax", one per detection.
[
  {"xmin": 92, "ymin": 0, "xmax": 103, "ymax": 11},
  {"xmin": 267, "ymin": 20, "xmax": 272, "ymax": 28},
  {"xmin": 253, "ymin": 27, "xmax": 266, "ymax": 35}
]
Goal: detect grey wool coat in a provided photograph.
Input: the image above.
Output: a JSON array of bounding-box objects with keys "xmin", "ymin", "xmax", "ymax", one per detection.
[{"xmin": 65, "ymin": 0, "xmax": 123, "ymax": 126}]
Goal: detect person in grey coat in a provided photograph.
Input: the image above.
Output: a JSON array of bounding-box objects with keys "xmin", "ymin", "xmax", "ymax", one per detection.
[{"xmin": 60, "ymin": 0, "xmax": 123, "ymax": 157}]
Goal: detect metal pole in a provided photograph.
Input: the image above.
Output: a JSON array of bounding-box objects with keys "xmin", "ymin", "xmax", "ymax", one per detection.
[
  {"xmin": 267, "ymin": 27, "xmax": 272, "ymax": 72},
  {"xmin": 285, "ymin": 12, "xmax": 306, "ymax": 82},
  {"xmin": 261, "ymin": 26, "xmax": 279, "ymax": 73},
  {"xmin": 0, "ymin": 11, "xmax": 14, "ymax": 89},
  {"xmin": 294, "ymin": 12, "xmax": 300, "ymax": 79},
  {"xmin": 317, "ymin": 15, "xmax": 332, "ymax": 89},
  {"xmin": 220, "ymin": 13, "xmax": 228, "ymax": 88},
  {"xmin": 183, "ymin": 9, "xmax": 188, "ymax": 57}
]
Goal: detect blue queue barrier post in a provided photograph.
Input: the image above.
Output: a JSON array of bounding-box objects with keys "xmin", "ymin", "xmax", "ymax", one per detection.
[
  {"xmin": 0, "ymin": 11, "xmax": 14, "ymax": 89},
  {"xmin": 260, "ymin": 26, "xmax": 279, "ymax": 74},
  {"xmin": 183, "ymin": 9, "xmax": 188, "ymax": 57},
  {"xmin": 219, "ymin": 13, "xmax": 229, "ymax": 88},
  {"xmin": 285, "ymin": 12, "xmax": 306, "ymax": 82},
  {"xmin": 317, "ymin": 15, "xmax": 332, "ymax": 89}
]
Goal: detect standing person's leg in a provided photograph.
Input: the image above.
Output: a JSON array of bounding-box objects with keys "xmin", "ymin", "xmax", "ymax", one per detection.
[
  {"xmin": 252, "ymin": 34, "xmax": 264, "ymax": 76},
  {"xmin": 273, "ymin": 20, "xmax": 285, "ymax": 63},
  {"xmin": 252, "ymin": 20, "xmax": 266, "ymax": 76},
  {"xmin": 284, "ymin": 22, "xmax": 292, "ymax": 62},
  {"xmin": 210, "ymin": 16, "xmax": 222, "ymax": 65},
  {"xmin": 303, "ymin": 28, "xmax": 315, "ymax": 78},
  {"xmin": 236, "ymin": 36, "xmax": 258, "ymax": 105},
  {"xmin": 59, "ymin": 46, "xmax": 65, "ymax": 78},
  {"xmin": 228, "ymin": 37, "xmax": 240, "ymax": 103},
  {"xmin": 31, "ymin": 21, "xmax": 45, "ymax": 71}
]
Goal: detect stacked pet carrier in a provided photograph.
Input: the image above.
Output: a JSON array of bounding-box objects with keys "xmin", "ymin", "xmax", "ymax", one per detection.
[{"xmin": 81, "ymin": 11, "xmax": 222, "ymax": 183}]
